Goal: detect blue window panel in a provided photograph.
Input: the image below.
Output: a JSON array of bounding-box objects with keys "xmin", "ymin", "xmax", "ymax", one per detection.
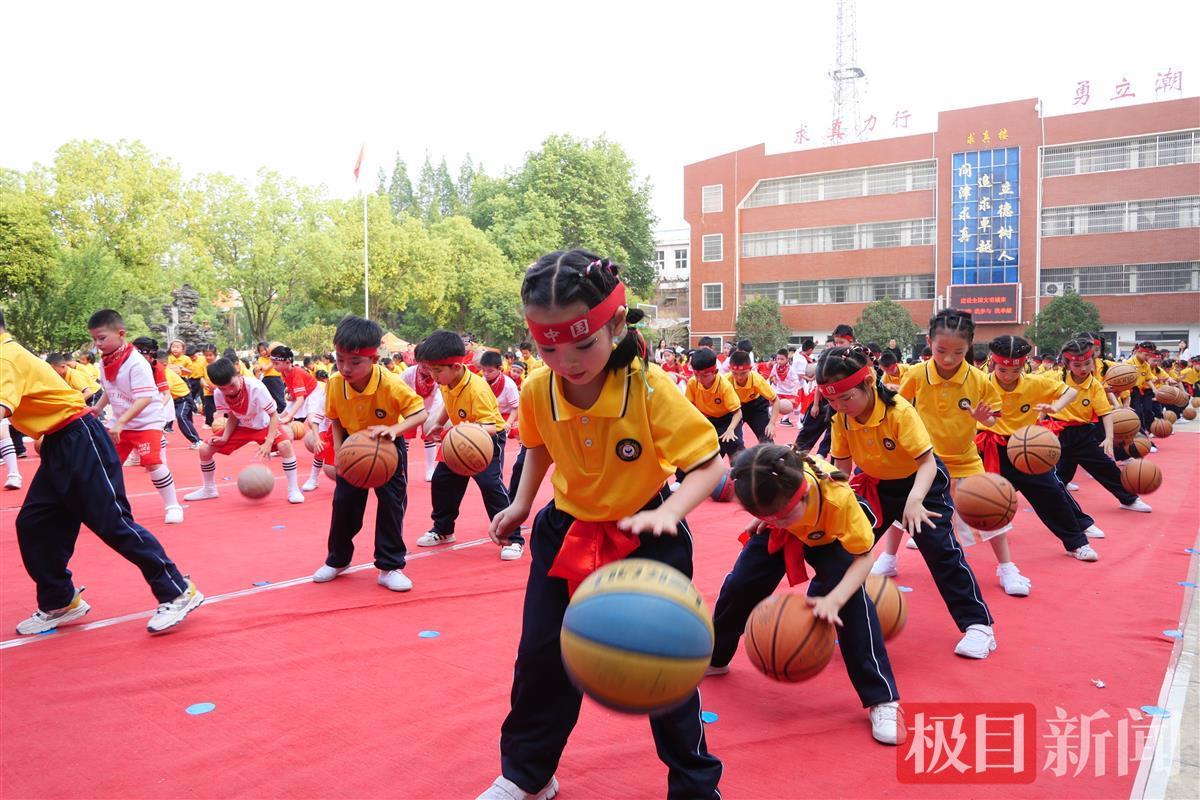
[
  {"xmin": 966, "ymin": 152, "xmax": 978, "ymax": 169},
  {"xmin": 952, "ymin": 252, "xmax": 966, "ymax": 268},
  {"xmin": 953, "ymin": 152, "xmax": 965, "ymax": 172},
  {"xmin": 1005, "ymin": 267, "xmax": 1019, "ymax": 283},
  {"xmin": 979, "ymin": 151, "xmax": 992, "ymax": 168},
  {"xmin": 1008, "ymin": 147, "xmax": 1019, "ymax": 163},
  {"xmin": 962, "ymin": 252, "xmax": 977, "ymax": 268},
  {"xmin": 964, "ymin": 268, "xmax": 977, "ymax": 283}
]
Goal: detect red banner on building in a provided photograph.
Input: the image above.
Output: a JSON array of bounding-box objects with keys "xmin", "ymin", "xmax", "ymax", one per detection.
[{"xmin": 948, "ymin": 284, "xmax": 1021, "ymax": 323}]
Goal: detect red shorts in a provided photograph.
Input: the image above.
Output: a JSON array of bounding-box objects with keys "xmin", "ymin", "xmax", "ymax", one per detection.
[
  {"xmin": 116, "ymin": 428, "xmax": 164, "ymax": 467},
  {"xmin": 209, "ymin": 426, "xmax": 273, "ymax": 456}
]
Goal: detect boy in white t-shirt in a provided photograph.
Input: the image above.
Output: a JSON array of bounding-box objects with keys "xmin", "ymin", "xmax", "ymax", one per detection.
[
  {"xmin": 183, "ymin": 357, "xmax": 304, "ymax": 504},
  {"xmin": 400, "ymin": 362, "xmax": 446, "ymax": 482},
  {"xmin": 87, "ymin": 310, "xmax": 183, "ymax": 524},
  {"xmin": 769, "ymin": 348, "xmax": 801, "ymax": 426}
]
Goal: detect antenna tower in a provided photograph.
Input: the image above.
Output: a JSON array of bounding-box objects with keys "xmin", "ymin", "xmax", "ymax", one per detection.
[{"xmin": 830, "ymin": 0, "xmax": 866, "ymax": 137}]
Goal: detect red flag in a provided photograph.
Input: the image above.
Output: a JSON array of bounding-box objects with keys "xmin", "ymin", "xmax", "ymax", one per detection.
[{"xmin": 353, "ymin": 144, "xmax": 365, "ymax": 182}]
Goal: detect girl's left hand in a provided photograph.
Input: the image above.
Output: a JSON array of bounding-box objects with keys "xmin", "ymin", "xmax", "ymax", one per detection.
[
  {"xmin": 256, "ymin": 442, "xmax": 272, "ymax": 460},
  {"xmin": 1102, "ymin": 438, "xmax": 1114, "ymax": 458},
  {"xmin": 901, "ymin": 498, "xmax": 940, "ymax": 536},
  {"xmin": 806, "ymin": 595, "xmax": 844, "ymax": 627},
  {"xmin": 719, "ymin": 428, "xmax": 737, "ymax": 443},
  {"xmin": 618, "ymin": 507, "xmax": 680, "ymax": 537},
  {"xmin": 970, "ymin": 400, "xmax": 995, "ymax": 424},
  {"xmin": 1034, "ymin": 403, "xmax": 1056, "ymax": 416}
]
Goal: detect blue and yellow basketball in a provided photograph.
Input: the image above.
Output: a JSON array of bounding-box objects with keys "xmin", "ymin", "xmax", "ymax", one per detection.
[
  {"xmin": 710, "ymin": 470, "xmax": 735, "ymax": 502},
  {"xmin": 561, "ymin": 558, "xmax": 714, "ymax": 715}
]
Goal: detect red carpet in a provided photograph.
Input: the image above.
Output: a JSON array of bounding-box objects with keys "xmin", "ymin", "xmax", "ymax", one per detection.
[{"xmin": 1, "ymin": 427, "xmax": 1196, "ymax": 799}]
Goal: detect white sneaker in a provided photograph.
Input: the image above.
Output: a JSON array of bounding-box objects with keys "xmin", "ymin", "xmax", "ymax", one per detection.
[
  {"xmin": 1120, "ymin": 499, "xmax": 1152, "ymax": 513},
  {"xmin": 904, "ymin": 537, "xmax": 919, "ymax": 550},
  {"xmin": 312, "ymin": 565, "xmax": 346, "ymax": 583},
  {"xmin": 3, "ymin": 474, "xmax": 21, "ymax": 490},
  {"xmin": 188, "ymin": 441, "xmax": 200, "ymax": 450},
  {"xmin": 124, "ymin": 452, "xmax": 141, "ymax": 467},
  {"xmin": 868, "ymin": 701, "xmax": 902, "ymax": 745},
  {"xmin": 704, "ymin": 664, "xmax": 730, "ymax": 677},
  {"xmin": 16, "ymin": 590, "xmax": 91, "ymax": 635},
  {"xmin": 1067, "ymin": 544, "xmax": 1100, "ymax": 562},
  {"xmin": 476, "ymin": 776, "xmax": 559, "ymax": 800},
  {"xmin": 377, "ymin": 569, "xmax": 413, "ymax": 592},
  {"xmin": 287, "ymin": 490, "xmax": 305, "ymax": 504},
  {"xmin": 301, "ymin": 477, "xmax": 319, "ymax": 492},
  {"xmin": 417, "ymin": 530, "xmax": 456, "ymax": 547},
  {"xmin": 1067, "ymin": 482, "xmax": 1079, "ymax": 492},
  {"xmin": 164, "ymin": 505, "xmax": 184, "ymax": 524},
  {"xmin": 996, "ymin": 563, "xmax": 1031, "ymax": 597},
  {"xmin": 184, "ymin": 486, "xmax": 218, "ymax": 501},
  {"xmin": 1084, "ymin": 524, "xmax": 1105, "ymax": 539},
  {"xmin": 500, "ymin": 542, "xmax": 524, "ymax": 561},
  {"xmin": 147, "ymin": 579, "xmax": 203, "ymax": 633},
  {"xmin": 1150, "ymin": 444, "xmax": 1159, "ymax": 453},
  {"xmin": 870, "ymin": 552, "xmax": 898, "ymax": 577},
  {"xmin": 954, "ymin": 624, "xmax": 997, "ymax": 659}
]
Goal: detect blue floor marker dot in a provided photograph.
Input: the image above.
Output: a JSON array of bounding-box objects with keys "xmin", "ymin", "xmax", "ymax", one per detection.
[
  {"xmin": 700, "ymin": 711, "xmax": 719, "ymax": 724},
  {"xmin": 418, "ymin": 630, "xmax": 440, "ymax": 639},
  {"xmin": 272, "ymin": 525, "xmax": 285, "ymax": 530},
  {"xmin": 186, "ymin": 702, "xmax": 216, "ymax": 715},
  {"xmin": 1179, "ymin": 581, "xmax": 1198, "ymax": 588},
  {"xmin": 252, "ymin": 581, "xmax": 270, "ymax": 587},
  {"xmin": 898, "ymin": 586, "xmax": 913, "ymax": 593},
  {"xmin": 1162, "ymin": 630, "xmax": 1184, "ymax": 639},
  {"xmin": 1186, "ymin": 548, "xmax": 1199, "ymax": 555},
  {"xmin": 1140, "ymin": 706, "xmax": 1170, "ymax": 718},
  {"xmin": 36, "ymin": 629, "xmax": 57, "ymax": 636}
]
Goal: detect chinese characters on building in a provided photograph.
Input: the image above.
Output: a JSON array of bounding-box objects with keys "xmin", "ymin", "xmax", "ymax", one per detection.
[
  {"xmin": 1072, "ymin": 68, "xmax": 1184, "ymax": 106},
  {"xmin": 952, "ymin": 147, "xmax": 1020, "ymax": 286},
  {"xmin": 795, "ymin": 108, "xmax": 912, "ymax": 145}
]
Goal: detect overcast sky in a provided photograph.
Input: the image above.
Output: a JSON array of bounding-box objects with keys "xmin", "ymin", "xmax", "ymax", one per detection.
[{"xmin": 3, "ymin": 0, "xmax": 1196, "ymax": 231}]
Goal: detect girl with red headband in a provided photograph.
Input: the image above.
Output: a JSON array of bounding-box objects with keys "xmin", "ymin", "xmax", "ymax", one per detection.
[
  {"xmin": 817, "ymin": 345, "xmax": 998, "ymax": 659},
  {"xmin": 708, "ymin": 442, "xmax": 902, "ymax": 744},
  {"xmin": 1050, "ymin": 338, "xmax": 1152, "ymax": 513},
  {"xmin": 480, "ymin": 249, "xmax": 724, "ymax": 800},
  {"xmin": 980, "ymin": 335, "xmax": 1103, "ymax": 561}
]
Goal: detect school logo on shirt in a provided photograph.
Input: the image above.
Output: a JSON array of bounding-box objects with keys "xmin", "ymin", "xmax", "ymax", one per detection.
[
  {"xmin": 958, "ymin": 398, "xmax": 972, "ymax": 410},
  {"xmin": 457, "ymin": 409, "xmax": 467, "ymax": 419},
  {"xmin": 882, "ymin": 438, "xmax": 897, "ymax": 450},
  {"xmin": 1020, "ymin": 404, "xmax": 1030, "ymax": 413},
  {"xmin": 1082, "ymin": 398, "xmax": 1090, "ymax": 406},
  {"xmin": 616, "ymin": 438, "xmax": 642, "ymax": 462},
  {"xmin": 375, "ymin": 408, "xmax": 386, "ymax": 419},
  {"xmin": 807, "ymin": 531, "xmax": 824, "ymax": 541},
  {"xmin": 714, "ymin": 397, "xmax": 722, "ymax": 404}
]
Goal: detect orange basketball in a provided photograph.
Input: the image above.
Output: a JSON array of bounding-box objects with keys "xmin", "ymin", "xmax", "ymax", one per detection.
[
  {"xmin": 1125, "ymin": 435, "xmax": 1152, "ymax": 458},
  {"xmin": 865, "ymin": 574, "xmax": 908, "ymax": 641},
  {"xmin": 289, "ymin": 421, "xmax": 307, "ymax": 440},
  {"xmin": 955, "ymin": 473, "xmax": 1018, "ymax": 531},
  {"xmin": 237, "ymin": 463, "xmax": 274, "ymax": 499},
  {"xmin": 1103, "ymin": 363, "xmax": 1138, "ymax": 391},
  {"xmin": 1150, "ymin": 418, "xmax": 1173, "ymax": 439},
  {"xmin": 778, "ymin": 398, "xmax": 795, "ymax": 416},
  {"xmin": 210, "ymin": 417, "xmax": 227, "ymax": 435},
  {"xmin": 1171, "ymin": 386, "xmax": 1189, "ymax": 406},
  {"xmin": 1120, "ymin": 458, "xmax": 1162, "ymax": 495},
  {"xmin": 441, "ymin": 424, "xmax": 495, "ymax": 476},
  {"xmin": 322, "ymin": 463, "xmax": 337, "ymax": 481},
  {"xmin": 743, "ymin": 594, "xmax": 835, "ymax": 683},
  {"xmin": 1006, "ymin": 425, "xmax": 1061, "ymax": 475},
  {"xmin": 1109, "ymin": 407, "xmax": 1141, "ymax": 441},
  {"xmin": 1191, "ymin": 397, "xmax": 1200, "ymax": 409},
  {"xmin": 1163, "ymin": 410, "xmax": 1178, "ymax": 424},
  {"xmin": 336, "ymin": 431, "xmax": 399, "ymax": 489},
  {"xmin": 1154, "ymin": 386, "xmax": 1177, "ymax": 405},
  {"xmin": 1183, "ymin": 406, "xmax": 1197, "ymax": 421}
]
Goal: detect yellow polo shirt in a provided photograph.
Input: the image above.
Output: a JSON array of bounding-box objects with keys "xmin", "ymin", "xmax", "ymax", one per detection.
[
  {"xmin": 168, "ymin": 354, "xmax": 192, "ymax": 377},
  {"xmin": 191, "ymin": 354, "xmax": 206, "ymax": 380},
  {"xmin": 77, "ymin": 361, "xmax": 101, "ymax": 383},
  {"xmin": 685, "ymin": 374, "xmax": 741, "ymax": 418},
  {"xmin": 0, "ymin": 333, "xmax": 87, "ymax": 439},
  {"xmin": 781, "ymin": 458, "xmax": 876, "ymax": 555},
  {"xmin": 899, "ymin": 360, "xmax": 1000, "ymax": 479},
  {"xmin": 1180, "ymin": 367, "xmax": 1199, "ymax": 384},
  {"xmin": 730, "ymin": 371, "xmax": 777, "ymax": 405},
  {"xmin": 326, "ymin": 365, "xmax": 424, "ymax": 434},
  {"xmin": 520, "ymin": 360, "xmax": 720, "ymax": 521},
  {"xmin": 165, "ymin": 368, "xmax": 191, "ymax": 400},
  {"xmin": 829, "ymin": 395, "xmax": 933, "ymax": 481},
  {"xmin": 440, "ymin": 368, "xmax": 505, "ymax": 428},
  {"xmin": 984, "ymin": 373, "xmax": 1069, "ymax": 436},
  {"xmin": 62, "ymin": 366, "xmax": 99, "ymax": 394},
  {"xmin": 257, "ymin": 356, "xmax": 280, "ymax": 379},
  {"xmin": 1054, "ymin": 372, "xmax": 1112, "ymax": 424},
  {"xmin": 1126, "ymin": 356, "xmax": 1154, "ymax": 390}
]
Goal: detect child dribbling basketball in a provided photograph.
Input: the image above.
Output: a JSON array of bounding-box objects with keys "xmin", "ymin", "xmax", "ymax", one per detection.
[
  {"xmin": 480, "ymin": 250, "xmax": 723, "ymax": 800},
  {"xmin": 685, "ymin": 347, "xmax": 743, "ymax": 460}
]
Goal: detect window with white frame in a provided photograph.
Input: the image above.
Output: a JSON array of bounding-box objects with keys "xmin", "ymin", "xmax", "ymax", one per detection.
[
  {"xmin": 702, "ymin": 185, "xmax": 723, "ymax": 213},
  {"xmin": 1041, "ymin": 196, "xmax": 1200, "ymax": 237},
  {"xmin": 673, "ymin": 248, "xmax": 688, "ymax": 270},
  {"xmin": 702, "ymin": 234, "xmax": 723, "ymax": 262},
  {"xmin": 1041, "ymin": 262, "xmax": 1200, "ymax": 296},
  {"xmin": 743, "ymin": 274, "xmax": 935, "ymax": 305},
  {"xmin": 653, "ymin": 249, "xmax": 665, "ymax": 271},
  {"xmin": 743, "ymin": 160, "xmax": 936, "ymax": 208},
  {"xmin": 742, "ymin": 218, "xmax": 934, "ymax": 257},
  {"xmin": 1042, "ymin": 130, "xmax": 1199, "ymax": 177},
  {"xmin": 702, "ymin": 283, "xmax": 723, "ymax": 310}
]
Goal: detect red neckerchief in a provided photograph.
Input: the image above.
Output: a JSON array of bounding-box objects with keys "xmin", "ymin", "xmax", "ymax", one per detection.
[
  {"xmin": 661, "ymin": 362, "xmax": 680, "ymax": 374},
  {"xmin": 756, "ymin": 363, "xmax": 772, "ymax": 378},
  {"xmin": 716, "ymin": 353, "xmax": 728, "ymax": 364},
  {"xmin": 775, "ymin": 362, "xmax": 790, "ymax": 381},
  {"xmin": 102, "ymin": 343, "xmax": 133, "ymax": 383},
  {"xmin": 487, "ymin": 372, "xmax": 506, "ymax": 398},
  {"xmin": 549, "ymin": 520, "xmax": 641, "ymax": 596},
  {"xmin": 224, "ymin": 380, "xmax": 252, "ymax": 416},
  {"xmin": 848, "ymin": 472, "xmax": 883, "ymax": 526},
  {"xmin": 511, "ymin": 374, "xmax": 523, "ymax": 390},
  {"xmin": 151, "ymin": 362, "xmax": 168, "ymax": 393},
  {"xmin": 414, "ymin": 369, "xmax": 436, "ymax": 398}
]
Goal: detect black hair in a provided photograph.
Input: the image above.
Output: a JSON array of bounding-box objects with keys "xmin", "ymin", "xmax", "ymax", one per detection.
[
  {"xmin": 203, "ymin": 344, "xmax": 217, "ymax": 355},
  {"xmin": 257, "ymin": 341, "xmax": 270, "ymax": 351},
  {"xmin": 132, "ymin": 336, "xmax": 158, "ymax": 354},
  {"xmin": 879, "ymin": 352, "xmax": 898, "ymax": 368},
  {"xmin": 988, "ymin": 335, "xmax": 1033, "ymax": 360},
  {"xmin": 776, "ymin": 348, "xmax": 789, "ymax": 358},
  {"xmin": 737, "ymin": 339, "xmax": 753, "ymax": 353},
  {"xmin": 380, "ymin": 356, "xmax": 393, "ymax": 366},
  {"xmin": 156, "ymin": 350, "xmax": 168, "ymax": 361},
  {"xmin": 729, "ymin": 350, "xmax": 752, "ymax": 367},
  {"xmin": 511, "ymin": 361, "xmax": 527, "ymax": 372},
  {"xmin": 698, "ymin": 337, "xmax": 714, "ymax": 348},
  {"xmin": 814, "ymin": 345, "xmax": 896, "ymax": 407},
  {"xmin": 480, "ymin": 351, "xmax": 503, "ymax": 368},
  {"xmin": 46, "ymin": 353, "xmax": 67, "ymax": 366},
  {"xmin": 185, "ymin": 345, "xmax": 197, "ymax": 357},
  {"xmin": 414, "ymin": 330, "xmax": 467, "ymax": 362},
  {"xmin": 87, "ymin": 309, "xmax": 124, "ymax": 330},
  {"xmin": 690, "ymin": 348, "xmax": 717, "ymax": 371},
  {"xmin": 929, "ymin": 308, "xmax": 976, "ymax": 345},
  {"xmin": 302, "ymin": 356, "xmax": 312, "ymax": 367},
  {"xmin": 802, "ymin": 339, "xmax": 815, "ymax": 352},
  {"xmin": 1135, "ymin": 340, "xmax": 1156, "ymax": 352},
  {"xmin": 1059, "ymin": 338, "xmax": 1095, "ymax": 382},
  {"xmin": 972, "ymin": 344, "xmax": 990, "ymax": 366},
  {"xmin": 316, "ymin": 369, "xmax": 329, "ymax": 380},
  {"xmin": 730, "ymin": 443, "xmax": 849, "ymax": 518},
  {"xmin": 333, "ymin": 315, "xmax": 383, "ymax": 353},
  {"xmin": 221, "ymin": 347, "xmax": 238, "ymax": 361},
  {"xmin": 866, "ymin": 342, "xmax": 882, "ymax": 356},
  {"xmin": 832, "ymin": 324, "xmax": 854, "ymax": 340},
  {"xmin": 270, "ymin": 345, "xmax": 294, "ymax": 361},
  {"xmin": 207, "ymin": 357, "xmax": 237, "ymax": 385},
  {"xmin": 521, "ymin": 249, "xmax": 646, "ymax": 374},
  {"xmin": 518, "ymin": 342, "xmax": 533, "ymax": 352}
]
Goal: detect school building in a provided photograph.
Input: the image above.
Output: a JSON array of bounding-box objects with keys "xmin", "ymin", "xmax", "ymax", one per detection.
[{"xmin": 683, "ymin": 96, "xmax": 1200, "ymax": 357}]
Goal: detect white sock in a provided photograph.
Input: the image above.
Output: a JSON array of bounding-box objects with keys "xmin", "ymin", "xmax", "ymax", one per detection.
[
  {"xmin": 1, "ymin": 437, "xmax": 18, "ymax": 478},
  {"xmin": 149, "ymin": 464, "xmax": 179, "ymax": 508},
  {"xmin": 283, "ymin": 458, "xmax": 299, "ymax": 492},
  {"xmin": 310, "ymin": 459, "xmax": 324, "ymax": 481},
  {"xmin": 200, "ymin": 458, "xmax": 217, "ymax": 489},
  {"xmin": 424, "ymin": 441, "xmax": 437, "ymax": 480}
]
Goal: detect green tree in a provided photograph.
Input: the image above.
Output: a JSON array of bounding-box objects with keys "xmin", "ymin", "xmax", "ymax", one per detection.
[
  {"xmin": 735, "ymin": 296, "xmax": 791, "ymax": 355},
  {"xmin": 284, "ymin": 322, "xmax": 337, "ymax": 356},
  {"xmin": 414, "ymin": 154, "xmax": 438, "ymax": 222},
  {"xmin": 456, "ymin": 155, "xmax": 477, "ymax": 215},
  {"xmin": 428, "ymin": 216, "xmax": 523, "ymax": 344},
  {"xmin": 854, "ymin": 298, "xmax": 922, "ymax": 350},
  {"xmin": 384, "ymin": 154, "xmax": 415, "ymax": 217},
  {"xmin": 1025, "ymin": 292, "xmax": 1101, "ymax": 355},
  {"xmin": 0, "ymin": 185, "xmax": 58, "ymax": 298},
  {"xmin": 470, "ymin": 134, "xmax": 657, "ymax": 295},
  {"xmin": 434, "ymin": 158, "xmax": 458, "ymax": 218}
]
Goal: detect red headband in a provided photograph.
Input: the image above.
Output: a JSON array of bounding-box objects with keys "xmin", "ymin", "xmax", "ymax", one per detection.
[
  {"xmin": 335, "ymin": 346, "xmax": 378, "ymax": 358},
  {"xmin": 422, "ymin": 355, "xmax": 473, "ymax": 366},
  {"xmin": 526, "ymin": 282, "xmax": 627, "ymax": 346},
  {"xmin": 1063, "ymin": 349, "xmax": 1094, "ymax": 363},
  {"xmin": 730, "ymin": 365, "xmax": 752, "ymax": 373},
  {"xmin": 818, "ymin": 365, "xmax": 872, "ymax": 397},
  {"xmin": 991, "ymin": 354, "xmax": 1027, "ymax": 367},
  {"xmin": 762, "ymin": 476, "xmax": 810, "ymax": 522}
]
